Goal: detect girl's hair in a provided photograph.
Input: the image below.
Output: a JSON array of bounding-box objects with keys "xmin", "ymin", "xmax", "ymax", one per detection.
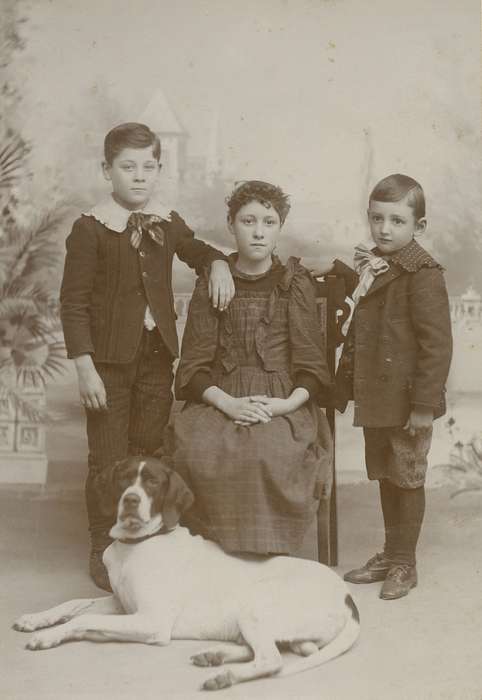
[
  {"xmin": 104, "ymin": 123, "xmax": 161, "ymax": 164},
  {"xmin": 369, "ymin": 173, "xmax": 425, "ymax": 220},
  {"xmin": 226, "ymin": 180, "xmax": 291, "ymax": 224}
]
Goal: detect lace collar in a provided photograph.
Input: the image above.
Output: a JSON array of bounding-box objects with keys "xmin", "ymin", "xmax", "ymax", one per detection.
[
  {"xmin": 373, "ymin": 239, "xmax": 442, "ymax": 272},
  {"xmin": 83, "ymin": 195, "xmax": 173, "ymax": 233}
]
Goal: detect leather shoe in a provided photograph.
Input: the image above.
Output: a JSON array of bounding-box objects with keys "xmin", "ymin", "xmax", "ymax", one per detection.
[
  {"xmin": 344, "ymin": 552, "xmax": 393, "ymax": 584},
  {"xmin": 89, "ymin": 548, "xmax": 112, "ymax": 592},
  {"xmin": 380, "ymin": 564, "xmax": 417, "ymax": 600}
]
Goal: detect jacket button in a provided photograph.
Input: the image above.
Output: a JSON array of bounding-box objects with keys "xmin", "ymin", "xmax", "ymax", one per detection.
[
  {"xmin": 142, "ymin": 271, "xmax": 148, "ymax": 277},
  {"xmin": 139, "ymin": 251, "xmax": 146, "ymax": 258}
]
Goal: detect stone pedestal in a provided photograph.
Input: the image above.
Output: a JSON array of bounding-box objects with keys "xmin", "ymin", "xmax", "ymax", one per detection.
[
  {"xmin": 0, "ymin": 452, "xmax": 48, "ymax": 485},
  {"xmin": 0, "ymin": 379, "xmax": 48, "ymax": 486}
]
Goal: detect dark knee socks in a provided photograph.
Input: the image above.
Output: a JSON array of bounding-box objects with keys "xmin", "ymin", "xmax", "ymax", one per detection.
[
  {"xmin": 379, "ymin": 480, "xmax": 400, "ymax": 559},
  {"xmin": 395, "ymin": 485, "xmax": 425, "ymax": 565},
  {"xmin": 379, "ymin": 480, "xmax": 425, "ymax": 565}
]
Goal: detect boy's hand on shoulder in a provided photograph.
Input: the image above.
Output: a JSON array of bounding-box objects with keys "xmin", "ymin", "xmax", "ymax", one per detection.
[
  {"xmin": 74, "ymin": 355, "xmax": 107, "ymax": 411},
  {"xmin": 404, "ymin": 407, "xmax": 434, "ymax": 437},
  {"xmin": 208, "ymin": 260, "xmax": 235, "ymax": 312},
  {"xmin": 301, "ymin": 257, "xmax": 335, "ymax": 279}
]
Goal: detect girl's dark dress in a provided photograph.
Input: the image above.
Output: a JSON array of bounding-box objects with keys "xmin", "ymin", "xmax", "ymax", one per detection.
[{"xmin": 169, "ymin": 256, "xmax": 333, "ymax": 555}]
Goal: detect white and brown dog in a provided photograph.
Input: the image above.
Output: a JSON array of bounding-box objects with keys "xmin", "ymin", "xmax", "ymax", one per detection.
[{"xmin": 14, "ymin": 457, "xmax": 360, "ymax": 691}]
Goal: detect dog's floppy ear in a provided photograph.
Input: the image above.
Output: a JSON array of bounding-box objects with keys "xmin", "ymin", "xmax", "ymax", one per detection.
[{"xmin": 160, "ymin": 468, "xmax": 194, "ymax": 530}]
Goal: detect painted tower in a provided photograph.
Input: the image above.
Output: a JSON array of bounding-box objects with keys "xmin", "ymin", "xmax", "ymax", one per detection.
[{"xmin": 139, "ymin": 90, "xmax": 187, "ymax": 196}]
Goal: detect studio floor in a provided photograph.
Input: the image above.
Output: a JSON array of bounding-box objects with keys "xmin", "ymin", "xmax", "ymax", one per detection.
[
  {"xmin": 1, "ymin": 482, "xmax": 481, "ymax": 700},
  {"xmin": 1, "ymin": 375, "xmax": 481, "ymax": 699}
]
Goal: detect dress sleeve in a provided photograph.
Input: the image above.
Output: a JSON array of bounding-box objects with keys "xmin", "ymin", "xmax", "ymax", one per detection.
[
  {"xmin": 170, "ymin": 211, "xmax": 227, "ymax": 274},
  {"xmin": 408, "ymin": 267, "xmax": 453, "ymax": 410},
  {"xmin": 174, "ymin": 275, "xmax": 220, "ymax": 401},
  {"xmin": 294, "ymin": 371, "xmax": 322, "ymax": 400},
  {"xmin": 288, "ymin": 266, "xmax": 335, "ymax": 404},
  {"xmin": 59, "ymin": 217, "xmax": 97, "ymax": 359}
]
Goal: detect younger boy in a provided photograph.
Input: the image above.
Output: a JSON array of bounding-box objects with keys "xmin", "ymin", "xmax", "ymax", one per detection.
[
  {"xmin": 60, "ymin": 122, "xmax": 234, "ymax": 590},
  {"xmin": 314, "ymin": 173, "xmax": 452, "ymax": 599}
]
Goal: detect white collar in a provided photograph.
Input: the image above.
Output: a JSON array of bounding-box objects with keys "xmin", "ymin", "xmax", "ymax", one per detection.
[{"xmin": 84, "ymin": 195, "xmax": 173, "ymax": 233}]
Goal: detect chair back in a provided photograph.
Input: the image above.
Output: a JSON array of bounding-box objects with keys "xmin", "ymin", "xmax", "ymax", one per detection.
[{"xmin": 314, "ymin": 275, "xmax": 349, "ymax": 566}]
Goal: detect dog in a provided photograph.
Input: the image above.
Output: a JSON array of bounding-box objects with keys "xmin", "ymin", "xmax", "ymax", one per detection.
[{"xmin": 14, "ymin": 456, "xmax": 360, "ymax": 690}]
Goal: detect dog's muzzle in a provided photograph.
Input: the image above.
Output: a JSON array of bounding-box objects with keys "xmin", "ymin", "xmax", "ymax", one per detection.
[{"xmin": 119, "ymin": 492, "xmax": 146, "ymax": 530}]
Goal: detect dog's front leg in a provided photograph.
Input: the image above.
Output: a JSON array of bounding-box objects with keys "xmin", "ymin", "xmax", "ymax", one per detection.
[
  {"xmin": 26, "ymin": 613, "xmax": 171, "ymax": 651},
  {"xmin": 14, "ymin": 596, "xmax": 121, "ymax": 633}
]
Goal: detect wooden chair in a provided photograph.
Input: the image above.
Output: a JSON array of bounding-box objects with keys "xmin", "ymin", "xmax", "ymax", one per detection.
[{"xmin": 315, "ymin": 275, "xmax": 350, "ymax": 566}]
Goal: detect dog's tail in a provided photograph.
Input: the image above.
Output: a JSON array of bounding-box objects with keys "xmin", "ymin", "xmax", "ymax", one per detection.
[{"xmin": 277, "ymin": 594, "xmax": 360, "ymax": 678}]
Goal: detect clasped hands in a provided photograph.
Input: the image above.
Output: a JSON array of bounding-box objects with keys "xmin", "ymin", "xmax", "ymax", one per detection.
[{"xmin": 222, "ymin": 395, "xmax": 288, "ymax": 426}]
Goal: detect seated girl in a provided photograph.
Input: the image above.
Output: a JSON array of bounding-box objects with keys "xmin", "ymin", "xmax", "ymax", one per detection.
[{"xmin": 169, "ymin": 180, "xmax": 334, "ymax": 556}]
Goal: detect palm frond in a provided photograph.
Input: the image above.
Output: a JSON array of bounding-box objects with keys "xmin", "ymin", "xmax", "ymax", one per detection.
[
  {"xmin": 451, "ymin": 487, "xmax": 482, "ymax": 499},
  {"xmin": 2, "ymin": 211, "xmax": 64, "ymax": 290},
  {"xmin": 3, "ymin": 276, "xmax": 54, "ymax": 301},
  {"xmin": 0, "ymin": 296, "xmax": 39, "ymax": 320},
  {"xmin": 0, "ymin": 284, "xmax": 57, "ymax": 323},
  {"xmin": 20, "ymin": 223, "xmax": 63, "ymax": 279},
  {"xmin": 14, "ymin": 339, "xmax": 67, "ymax": 387},
  {"xmin": 18, "ymin": 316, "xmax": 54, "ymax": 341},
  {"xmin": 0, "ymin": 135, "xmax": 26, "ymax": 189},
  {"xmin": 0, "ymin": 246, "xmax": 16, "ymax": 286}
]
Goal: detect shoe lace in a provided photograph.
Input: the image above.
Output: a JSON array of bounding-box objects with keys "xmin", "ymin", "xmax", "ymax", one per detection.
[
  {"xmin": 367, "ymin": 552, "xmax": 386, "ymax": 566},
  {"xmin": 387, "ymin": 564, "xmax": 411, "ymax": 582}
]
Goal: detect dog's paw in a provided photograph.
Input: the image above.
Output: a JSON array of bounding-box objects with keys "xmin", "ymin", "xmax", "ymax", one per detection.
[
  {"xmin": 13, "ymin": 615, "xmax": 46, "ymax": 632},
  {"xmin": 26, "ymin": 631, "xmax": 63, "ymax": 651},
  {"xmin": 191, "ymin": 650, "xmax": 225, "ymax": 667},
  {"xmin": 202, "ymin": 670, "xmax": 236, "ymax": 691}
]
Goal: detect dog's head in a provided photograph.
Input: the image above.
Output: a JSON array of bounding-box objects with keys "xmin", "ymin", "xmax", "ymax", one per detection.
[{"xmin": 95, "ymin": 457, "xmax": 194, "ymax": 542}]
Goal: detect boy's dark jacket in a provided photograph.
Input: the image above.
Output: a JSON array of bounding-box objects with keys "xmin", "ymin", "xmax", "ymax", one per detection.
[
  {"xmin": 334, "ymin": 240, "xmax": 452, "ymax": 427},
  {"xmin": 60, "ymin": 211, "xmax": 225, "ymax": 362}
]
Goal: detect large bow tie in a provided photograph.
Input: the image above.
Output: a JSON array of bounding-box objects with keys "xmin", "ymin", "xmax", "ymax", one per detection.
[
  {"xmin": 352, "ymin": 243, "xmax": 390, "ymax": 304},
  {"xmin": 126, "ymin": 212, "xmax": 165, "ymax": 249}
]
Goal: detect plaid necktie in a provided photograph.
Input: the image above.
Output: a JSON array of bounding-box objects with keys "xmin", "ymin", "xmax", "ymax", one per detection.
[
  {"xmin": 352, "ymin": 243, "xmax": 390, "ymax": 305},
  {"xmin": 126, "ymin": 212, "xmax": 165, "ymax": 249}
]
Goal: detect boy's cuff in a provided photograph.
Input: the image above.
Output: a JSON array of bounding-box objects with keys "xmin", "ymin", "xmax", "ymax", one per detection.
[
  {"xmin": 410, "ymin": 402, "xmax": 436, "ymax": 412},
  {"xmin": 207, "ymin": 251, "xmax": 229, "ymax": 266},
  {"xmin": 66, "ymin": 344, "xmax": 95, "ymax": 360}
]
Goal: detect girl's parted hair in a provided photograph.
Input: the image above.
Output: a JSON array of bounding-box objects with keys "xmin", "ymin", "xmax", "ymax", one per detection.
[
  {"xmin": 104, "ymin": 123, "xmax": 161, "ymax": 164},
  {"xmin": 226, "ymin": 180, "xmax": 291, "ymax": 224},
  {"xmin": 369, "ymin": 173, "xmax": 426, "ymax": 220}
]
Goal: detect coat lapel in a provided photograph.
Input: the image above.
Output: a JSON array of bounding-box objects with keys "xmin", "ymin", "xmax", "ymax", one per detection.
[
  {"xmin": 363, "ymin": 263, "xmax": 403, "ymax": 298},
  {"xmin": 362, "ymin": 240, "xmax": 441, "ymax": 299}
]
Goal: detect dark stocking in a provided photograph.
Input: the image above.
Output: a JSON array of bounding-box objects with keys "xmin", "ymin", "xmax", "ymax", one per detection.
[
  {"xmin": 379, "ymin": 479, "xmax": 400, "ymax": 559},
  {"xmin": 393, "ymin": 485, "xmax": 426, "ymax": 565}
]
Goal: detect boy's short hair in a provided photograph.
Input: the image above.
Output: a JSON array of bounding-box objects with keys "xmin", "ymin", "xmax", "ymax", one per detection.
[
  {"xmin": 104, "ymin": 123, "xmax": 161, "ymax": 164},
  {"xmin": 226, "ymin": 180, "xmax": 291, "ymax": 224},
  {"xmin": 369, "ymin": 173, "xmax": 425, "ymax": 220}
]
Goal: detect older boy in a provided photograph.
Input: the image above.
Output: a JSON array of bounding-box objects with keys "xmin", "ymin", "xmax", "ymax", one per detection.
[{"xmin": 60, "ymin": 122, "xmax": 234, "ymax": 590}]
